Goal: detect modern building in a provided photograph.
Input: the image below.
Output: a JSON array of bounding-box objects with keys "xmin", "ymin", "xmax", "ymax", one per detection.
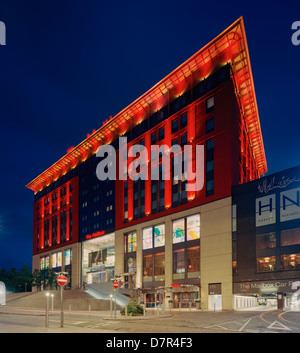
[
  {"xmin": 26, "ymin": 17, "xmax": 267, "ymax": 310},
  {"xmin": 232, "ymin": 165, "xmax": 300, "ymax": 310}
]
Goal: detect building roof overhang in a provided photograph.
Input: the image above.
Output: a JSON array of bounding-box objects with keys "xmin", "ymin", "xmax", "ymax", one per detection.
[{"xmin": 26, "ymin": 16, "xmax": 267, "ymax": 194}]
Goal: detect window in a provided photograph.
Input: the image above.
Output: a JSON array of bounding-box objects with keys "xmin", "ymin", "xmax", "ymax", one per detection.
[
  {"xmin": 180, "ymin": 113, "xmax": 187, "ymax": 128},
  {"xmin": 143, "ymin": 254, "xmax": 153, "ymax": 277},
  {"xmin": 257, "ymin": 256, "xmax": 276, "ymax": 272},
  {"xmin": 171, "ymin": 119, "xmax": 178, "ymax": 134},
  {"xmin": 173, "ymin": 218, "xmax": 185, "ymax": 244},
  {"xmin": 256, "ymin": 232, "xmax": 276, "ymax": 250},
  {"xmin": 124, "ymin": 232, "xmax": 136, "ymax": 253},
  {"xmin": 173, "ymin": 249, "xmax": 185, "ymax": 274},
  {"xmin": 187, "ymin": 246, "xmax": 200, "ymax": 272},
  {"xmin": 206, "ymin": 118, "xmax": 214, "ymax": 133},
  {"xmin": 181, "ymin": 132, "xmax": 187, "ymax": 146},
  {"xmin": 206, "ymin": 96, "xmax": 214, "ymax": 113},
  {"xmin": 186, "ymin": 214, "xmax": 200, "ymax": 241},
  {"xmin": 206, "ymin": 139, "xmax": 214, "ymax": 196},
  {"xmin": 281, "ymin": 228, "xmax": 300, "ymax": 246},
  {"xmin": 143, "ymin": 224, "xmax": 165, "ymax": 249},
  {"xmin": 125, "ymin": 256, "xmax": 136, "ymax": 273},
  {"xmin": 281, "ymin": 254, "xmax": 300, "ymax": 270},
  {"xmin": 154, "ymin": 252, "xmax": 165, "ymax": 276},
  {"xmin": 151, "ymin": 131, "xmax": 157, "ymax": 145},
  {"xmin": 172, "ymin": 214, "xmax": 200, "ymax": 244},
  {"xmin": 159, "ymin": 127, "xmax": 165, "ymax": 141}
]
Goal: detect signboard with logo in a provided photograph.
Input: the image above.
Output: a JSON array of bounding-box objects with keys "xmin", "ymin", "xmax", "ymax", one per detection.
[{"xmin": 256, "ymin": 186, "xmax": 300, "ymax": 227}]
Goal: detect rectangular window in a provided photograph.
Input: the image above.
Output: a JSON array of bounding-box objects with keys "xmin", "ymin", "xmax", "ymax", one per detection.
[
  {"xmin": 256, "ymin": 232, "xmax": 276, "ymax": 250},
  {"xmin": 154, "ymin": 224, "xmax": 165, "ymax": 247},
  {"xmin": 257, "ymin": 256, "xmax": 276, "ymax": 272},
  {"xmin": 159, "ymin": 127, "xmax": 165, "ymax": 141},
  {"xmin": 281, "ymin": 228, "xmax": 300, "ymax": 246},
  {"xmin": 186, "ymin": 214, "xmax": 200, "ymax": 241},
  {"xmin": 173, "ymin": 214, "xmax": 200, "ymax": 244},
  {"xmin": 143, "ymin": 254, "xmax": 153, "ymax": 277},
  {"xmin": 143, "ymin": 224, "xmax": 165, "ymax": 250},
  {"xmin": 125, "ymin": 232, "xmax": 136, "ymax": 253},
  {"xmin": 206, "ymin": 96, "xmax": 214, "ymax": 113},
  {"xmin": 173, "ymin": 249, "xmax": 185, "ymax": 274},
  {"xmin": 180, "ymin": 113, "xmax": 187, "ymax": 128},
  {"xmin": 187, "ymin": 246, "xmax": 200, "ymax": 272},
  {"xmin": 206, "ymin": 138, "xmax": 214, "ymax": 196},
  {"xmin": 154, "ymin": 252, "xmax": 165, "ymax": 276},
  {"xmin": 206, "ymin": 118, "xmax": 214, "ymax": 133},
  {"xmin": 151, "ymin": 131, "xmax": 157, "ymax": 145},
  {"xmin": 143, "ymin": 227, "xmax": 153, "ymax": 250},
  {"xmin": 181, "ymin": 132, "xmax": 187, "ymax": 146},
  {"xmin": 171, "ymin": 119, "xmax": 178, "ymax": 134},
  {"xmin": 281, "ymin": 254, "xmax": 300, "ymax": 270},
  {"xmin": 173, "ymin": 218, "xmax": 185, "ymax": 244}
]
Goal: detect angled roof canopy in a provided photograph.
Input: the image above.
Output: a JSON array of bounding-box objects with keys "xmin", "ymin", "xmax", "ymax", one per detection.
[{"xmin": 26, "ymin": 16, "xmax": 267, "ymax": 194}]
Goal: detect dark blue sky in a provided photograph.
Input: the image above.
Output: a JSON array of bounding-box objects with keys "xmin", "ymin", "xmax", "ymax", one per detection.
[{"xmin": 0, "ymin": 0, "xmax": 299, "ymax": 271}]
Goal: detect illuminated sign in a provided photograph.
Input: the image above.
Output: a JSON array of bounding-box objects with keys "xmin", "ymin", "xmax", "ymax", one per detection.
[{"xmin": 256, "ymin": 187, "xmax": 300, "ymax": 227}]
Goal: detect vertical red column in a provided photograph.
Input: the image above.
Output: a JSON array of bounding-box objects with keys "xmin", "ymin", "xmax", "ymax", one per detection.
[
  {"xmin": 164, "ymin": 119, "xmax": 172, "ymax": 209},
  {"xmin": 145, "ymin": 131, "xmax": 151, "ymax": 216},
  {"xmin": 57, "ymin": 189, "xmax": 61, "ymax": 244},
  {"xmin": 187, "ymin": 103, "xmax": 196, "ymax": 201}
]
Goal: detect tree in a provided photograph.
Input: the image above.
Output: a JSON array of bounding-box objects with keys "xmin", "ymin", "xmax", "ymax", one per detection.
[
  {"xmin": 32, "ymin": 269, "xmax": 42, "ymax": 291},
  {"xmin": 19, "ymin": 265, "xmax": 33, "ymax": 292},
  {"xmin": 46, "ymin": 269, "xmax": 56, "ymax": 289}
]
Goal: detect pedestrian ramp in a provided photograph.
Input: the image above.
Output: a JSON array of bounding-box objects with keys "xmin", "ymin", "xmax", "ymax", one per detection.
[{"xmin": 85, "ymin": 283, "xmax": 130, "ymax": 308}]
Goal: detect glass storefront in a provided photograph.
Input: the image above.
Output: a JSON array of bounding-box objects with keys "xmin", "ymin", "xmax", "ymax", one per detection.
[{"xmin": 82, "ymin": 233, "xmax": 115, "ymax": 285}]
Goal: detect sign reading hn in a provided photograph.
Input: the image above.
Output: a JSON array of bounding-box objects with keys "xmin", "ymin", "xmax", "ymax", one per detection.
[{"xmin": 0, "ymin": 21, "xmax": 6, "ymax": 45}]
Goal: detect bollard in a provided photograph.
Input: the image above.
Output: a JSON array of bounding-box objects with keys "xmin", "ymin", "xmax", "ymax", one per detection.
[
  {"xmin": 142, "ymin": 304, "xmax": 145, "ymax": 317},
  {"xmin": 51, "ymin": 294, "xmax": 54, "ymax": 315},
  {"xmin": 89, "ymin": 304, "xmax": 91, "ymax": 311},
  {"xmin": 189, "ymin": 302, "xmax": 192, "ymax": 311},
  {"xmin": 179, "ymin": 302, "xmax": 181, "ymax": 311},
  {"xmin": 125, "ymin": 305, "xmax": 128, "ymax": 317},
  {"xmin": 45, "ymin": 292, "xmax": 50, "ymax": 328},
  {"xmin": 110, "ymin": 295, "xmax": 113, "ymax": 317},
  {"xmin": 69, "ymin": 304, "xmax": 72, "ymax": 312}
]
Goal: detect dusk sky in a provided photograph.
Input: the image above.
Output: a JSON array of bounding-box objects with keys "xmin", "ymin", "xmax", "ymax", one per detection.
[{"xmin": 0, "ymin": 0, "xmax": 299, "ymax": 271}]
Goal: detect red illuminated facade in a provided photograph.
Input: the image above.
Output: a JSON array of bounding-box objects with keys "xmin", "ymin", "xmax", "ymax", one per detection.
[
  {"xmin": 26, "ymin": 18, "xmax": 267, "ymax": 307},
  {"xmin": 32, "ymin": 177, "xmax": 79, "ymax": 255}
]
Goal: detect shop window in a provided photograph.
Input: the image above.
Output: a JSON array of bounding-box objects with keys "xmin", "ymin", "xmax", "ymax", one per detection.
[
  {"xmin": 143, "ymin": 254, "xmax": 153, "ymax": 277},
  {"xmin": 187, "ymin": 246, "xmax": 200, "ymax": 272},
  {"xmin": 154, "ymin": 252, "xmax": 165, "ymax": 276},
  {"xmin": 173, "ymin": 249, "xmax": 185, "ymax": 274},
  {"xmin": 124, "ymin": 232, "xmax": 136, "ymax": 253},
  {"xmin": 172, "ymin": 214, "xmax": 200, "ymax": 244}
]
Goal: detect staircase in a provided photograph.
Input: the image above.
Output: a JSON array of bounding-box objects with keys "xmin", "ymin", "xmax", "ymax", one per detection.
[{"xmin": 85, "ymin": 283, "xmax": 130, "ymax": 307}]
